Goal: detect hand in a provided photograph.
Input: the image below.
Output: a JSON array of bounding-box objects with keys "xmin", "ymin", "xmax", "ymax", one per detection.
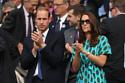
[
  {"xmin": 65, "ymin": 43, "xmax": 72, "ymax": 53},
  {"xmin": 31, "ymin": 31, "xmax": 44, "ymax": 48},
  {"xmin": 32, "ymin": 43, "xmax": 39, "ymax": 57},
  {"xmin": 76, "ymin": 41, "xmax": 88, "ymax": 56},
  {"xmin": 17, "ymin": 42, "xmax": 23, "ymax": 55},
  {"xmin": 76, "ymin": 41, "xmax": 83, "ymax": 53}
]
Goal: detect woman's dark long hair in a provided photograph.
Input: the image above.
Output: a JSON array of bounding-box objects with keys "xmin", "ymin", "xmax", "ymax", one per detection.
[{"xmin": 78, "ymin": 11, "xmax": 101, "ymax": 46}]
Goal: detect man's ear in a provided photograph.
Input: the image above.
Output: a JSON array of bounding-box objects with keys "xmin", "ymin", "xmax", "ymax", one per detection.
[
  {"xmin": 65, "ymin": 2, "xmax": 69, "ymax": 10},
  {"xmin": 114, "ymin": 7, "xmax": 120, "ymax": 16},
  {"xmin": 49, "ymin": 15, "xmax": 52, "ymax": 23}
]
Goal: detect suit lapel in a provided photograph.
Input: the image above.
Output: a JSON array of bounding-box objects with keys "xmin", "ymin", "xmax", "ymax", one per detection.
[
  {"xmin": 18, "ymin": 7, "xmax": 26, "ymax": 33},
  {"xmin": 45, "ymin": 29, "xmax": 53, "ymax": 44}
]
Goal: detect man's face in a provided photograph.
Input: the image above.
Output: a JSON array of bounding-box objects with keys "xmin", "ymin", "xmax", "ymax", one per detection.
[
  {"xmin": 35, "ymin": 10, "xmax": 51, "ymax": 32},
  {"xmin": 53, "ymin": 0, "xmax": 68, "ymax": 16},
  {"xmin": 67, "ymin": 9, "xmax": 78, "ymax": 27},
  {"xmin": 25, "ymin": 0, "xmax": 38, "ymax": 13},
  {"xmin": 2, "ymin": 7, "xmax": 14, "ymax": 15},
  {"xmin": 2, "ymin": 7, "xmax": 15, "ymax": 21}
]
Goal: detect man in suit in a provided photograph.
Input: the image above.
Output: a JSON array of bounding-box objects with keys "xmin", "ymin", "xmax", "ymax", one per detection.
[
  {"xmin": 0, "ymin": 29, "xmax": 17, "ymax": 83},
  {"xmin": 51, "ymin": 0, "xmax": 70, "ymax": 32},
  {"xmin": 1, "ymin": 0, "xmax": 38, "ymax": 82},
  {"xmin": 21, "ymin": 6, "xmax": 65, "ymax": 83},
  {"xmin": 1, "ymin": 0, "xmax": 38, "ymax": 54},
  {"xmin": 101, "ymin": 0, "xmax": 125, "ymax": 83},
  {"xmin": 64, "ymin": 4, "xmax": 85, "ymax": 83}
]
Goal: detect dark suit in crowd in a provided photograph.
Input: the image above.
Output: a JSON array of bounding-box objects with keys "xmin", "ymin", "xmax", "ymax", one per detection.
[
  {"xmin": 21, "ymin": 28, "xmax": 65, "ymax": 83},
  {"xmin": 1, "ymin": 7, "xmax": 35, "ymax": 47},
  {"xmin": 0, "ymin": 8, "xmax": 26, "ymax": 77},
  {"xmin": 64, "ymin": 27, "xmax": 79, "ymax": 83},
  {"xmin": 0, "ymin": 29, "xmax": 18, "ymax": 83},
  {"xmin": 1, "ymin": 6, "xmax": 36, "ymax": 79},
  {"xmin": 101, "ymin": 14, "xmax": 125, "ymax": 83}
]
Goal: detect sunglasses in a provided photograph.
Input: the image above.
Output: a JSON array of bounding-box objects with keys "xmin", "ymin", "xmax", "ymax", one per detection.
[
  {"xmin": 3, "ymin": 11, "xmax": 10, "ymax": 15},
  {"xmin": 80, "ymin": 19, "xmax": 90, "ymax": 25},
  {"xmin": 109, "ymin": 7, "xmax": 115, "ymax": 11}
]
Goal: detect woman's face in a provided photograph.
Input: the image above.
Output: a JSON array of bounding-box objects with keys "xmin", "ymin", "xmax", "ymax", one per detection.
[{"xmin": 80, "ymin": 14, "xmax": 91, "ymax": 33}]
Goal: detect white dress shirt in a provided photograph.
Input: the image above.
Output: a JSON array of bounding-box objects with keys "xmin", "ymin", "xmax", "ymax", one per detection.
[
  {"xmin": 23, "ymin": 6, "xmax": 34, "ymax": 37},
  {"xmin": 59, "ymin": 13, "xmax": 68, "ymax": 30},
  {"xmin": 34, "ymin": 28, "xmax": 49, "ymax": 76}
]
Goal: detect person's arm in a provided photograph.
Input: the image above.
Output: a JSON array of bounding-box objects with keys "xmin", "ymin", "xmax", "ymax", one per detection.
[
  {"xmin": 20, "ymin": 46, "xmax": 36, "ymax": 70},
  {"xmin": 76, "ymin": 36, "xmax": 111, "ymax": 67},
  {"xmin": 65, "ymin": 43, "xmax": 73, "ymax": 53},
  {"xmin": 72, "ymin": 49, "xmax": 81, "ymax": 72},
  {"xmin": 0, "ymin": 36, "xmax": 6, "ymax": 52},
  {"xmin": 81, "ymin": 49, "xmax": 107, "ymax": 67},
  {"xmin": 71, "ymin": 41, "xmax": 81, "ymax": 72}
]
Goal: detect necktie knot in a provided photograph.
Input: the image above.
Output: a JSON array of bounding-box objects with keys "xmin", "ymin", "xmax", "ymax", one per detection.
[
  {"xmin": 57, "ymin": 18, "xmax": 60, "ymax": 23},
  {"xmin": 56, "ymin": 18, "xmax": 61, "ymax": 23},
  {"xmin": 28, "ymin": 13, "xmax": 32, "ymax": 17}
]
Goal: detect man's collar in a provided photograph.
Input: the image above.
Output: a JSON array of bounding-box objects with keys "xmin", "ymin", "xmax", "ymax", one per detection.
[{"xmin": 59, "ymin": 13, "xmax": 68, "ymax": 23}]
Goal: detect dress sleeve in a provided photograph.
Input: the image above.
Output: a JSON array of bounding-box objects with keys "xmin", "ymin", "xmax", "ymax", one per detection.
[{"xmin": 99, "ymin": 36, "xmax": 112, "ymax": 55}]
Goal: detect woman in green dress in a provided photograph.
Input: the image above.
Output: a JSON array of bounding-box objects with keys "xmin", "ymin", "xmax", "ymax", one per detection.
[{"xmin": 70, "ymin": 11, "xmax": 112, "ymax": 83}]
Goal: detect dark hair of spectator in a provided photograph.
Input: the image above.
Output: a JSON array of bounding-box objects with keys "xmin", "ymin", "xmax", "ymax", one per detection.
[
  {"xmin": 68, "ymin": 4, "xmax": 85, "ymax": 16},
  {"xmin": 79, "ymin": 11, "xmax": 100, "ymax": 46},
  {"xmin": 112, "ymin": 0, "xmax": 125, "ymax": 12}
]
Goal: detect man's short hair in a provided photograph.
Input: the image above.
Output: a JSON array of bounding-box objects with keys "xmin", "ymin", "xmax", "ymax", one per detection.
[
  {"xmin": 112, "ymin": 0, "xmax": 125, "ymax": 12},
  {"xmin": 36, "ymin": 6, "xmax": 50, "ymax": 17},
  {"xmin": 68, "ymin": 4, "xmax": 85, "ymax": 16}
]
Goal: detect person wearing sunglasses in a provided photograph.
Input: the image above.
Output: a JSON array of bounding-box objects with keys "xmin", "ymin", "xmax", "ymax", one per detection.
[
  {"xmin": 0, "ymin": 1, "xmax": 16, "ymax": 26},
  {"xmin": 71, "ymin": 11, "xmax": 112, "ymax": 83}
]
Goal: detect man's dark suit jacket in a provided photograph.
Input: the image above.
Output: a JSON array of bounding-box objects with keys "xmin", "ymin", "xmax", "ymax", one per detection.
[
  {"xmin": 21, "ymin": 28, "xmax": 65, "ymax": 83},
  {"xmin": 1, "ymin": 6, "xmax": 35, "ymax": 66},
  {"xmin": 64, "ymin": 27, "xmax": 78, "ymax": 44},
  {"xmin": 64, "ymin": 27, "xmax": 78, "ymax": 83},
  {"xmin": 1, "ymin": 7, "xmax": 36, "ymax": 80},
  {"xmin": 0, "ymin": 29, "xmax": 17, "ymax": 83},
  {"xmin": 1, "ymin": 7, "xmax": 35, "ymax": 46},
  {"xmin": 101, "ymin": 14, "xmax": 125, "ymax": 81}
]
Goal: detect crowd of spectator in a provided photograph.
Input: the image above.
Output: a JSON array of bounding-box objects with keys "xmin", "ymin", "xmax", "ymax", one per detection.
[{"xmin": 0, "ymin": 0, "xmax": 125, "ymax": 83}]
